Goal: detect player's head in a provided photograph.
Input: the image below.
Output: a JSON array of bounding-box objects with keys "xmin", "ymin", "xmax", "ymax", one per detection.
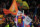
[
  {"xmin": 20, "ymin": 13, "xmax": 23, "ymax": 16},
  {"xmin": 18, "ymin": 17, "xmax": 21, "ymax": 18}
]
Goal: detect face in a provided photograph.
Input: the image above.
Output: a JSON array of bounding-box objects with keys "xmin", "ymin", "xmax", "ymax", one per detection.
[
  {"xmin": 18, "ymin": 17, "xmax": 21, "ymax": 19},
  {"xmin": 7, "ymin": 23, "xmax": 8, "ymax": 25},
  {"xmin": 20, "ymin": 14, "xmax": 22, "ymax": 16},
  {"xmin": 32, "ymin": 23, "xmax": 33, "ymax": 24},
  {"xmin": 36, "ymin": 22, "xmax": 38, "ymax": 24}
]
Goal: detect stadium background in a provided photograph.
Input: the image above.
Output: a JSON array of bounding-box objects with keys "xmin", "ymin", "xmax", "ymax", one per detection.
[{"xmin": 0, "ymin": 0, "xmax": 40, "ymax": 27}]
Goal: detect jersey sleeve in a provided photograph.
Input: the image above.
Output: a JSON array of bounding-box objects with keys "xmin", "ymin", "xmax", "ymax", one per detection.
[{"xmin": 16, "ymin": 16, "xmax": 18, "ymax": 19}]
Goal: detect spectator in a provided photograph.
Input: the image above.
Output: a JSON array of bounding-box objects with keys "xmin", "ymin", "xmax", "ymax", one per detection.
[
  {"xmin": 5, "ymin": 23, "xmax": 9, "ymax": 27},
  {"xmin": 38, "ymin": 22, "xmax": 40, "ymax": 27},
  {"xmin": 29, "ymin": 22, "xmax": 32, "ymax": 27},
  {"xmin": 31, "ymin": 22, "xmax": 34, "ymax": 27},
  {"xmin": 2, "ymin": 23, "xmax": 6, "ymax": 27},
  {"xmin": 3, "ymin": 2, "xmax": 6, "ymax": 9},
  {"xmin": 33, "ymin": 22, "xmax": 38, "ymax": 27}
]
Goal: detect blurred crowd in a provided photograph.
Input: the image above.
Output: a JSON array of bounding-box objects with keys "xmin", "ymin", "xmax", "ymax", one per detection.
[
  {"xmin": 0, "ymin": 14, "xmax": 16, "ymax": 27},
  {"xmin": 0, "ymin": 0, "xmax": 40, "ymax": 27}
]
